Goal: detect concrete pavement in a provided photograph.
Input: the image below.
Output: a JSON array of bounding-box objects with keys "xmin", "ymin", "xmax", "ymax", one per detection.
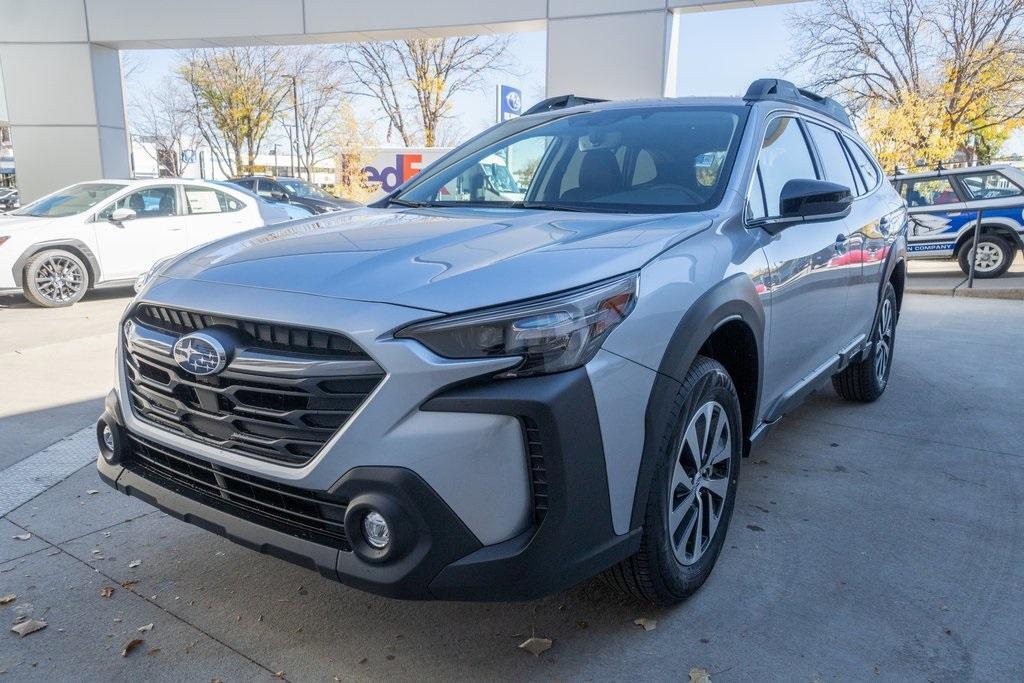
[
  {"xmin": 1, "ymin": 294, "xmax": 1023, "ymax": 681},
  {"xmin": 0, "ymin": 288, "xmax": 132, "ymax": 469}
]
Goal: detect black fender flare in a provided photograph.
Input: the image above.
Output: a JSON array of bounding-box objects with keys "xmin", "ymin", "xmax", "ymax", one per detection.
[
  {"xmin": 12, "ymin": 239, "xmax": 101, "ymax": 289},
  {"xmin": 629, "ymin": 273, "xmax": 766, "ymax": 530}
]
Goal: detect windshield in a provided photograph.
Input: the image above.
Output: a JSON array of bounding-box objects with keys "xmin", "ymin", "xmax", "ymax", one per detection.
[
  {"xmin": 395, "ymin": 106, "xmax": 746, "ymax": 213},
  {"xmin": 278, "ymin": 178, "xmax": 335, "ymax": 200},
  {"xmin": 12, "ymin": 183, "xmax": 125, "ymax": 218}
]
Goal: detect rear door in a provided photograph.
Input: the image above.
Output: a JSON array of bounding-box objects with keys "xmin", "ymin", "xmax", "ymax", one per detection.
[
  {"xmin": 182, "ymin": 184, "xmax": 262, "ymax": 246},
  {"xmin": 93, "ymin": 185, "xmax": 187, "ymax": 279},
  {"xmin": 952, "ymin": 169, "xmax": 1024, "ymax": 242},
  {"xmin": 752, "ymin": 116, "xmax": 852, "ymax": 406},
  {"xmin": 897, "ymin": 175, "xmax": 968, "ymax": 258}
]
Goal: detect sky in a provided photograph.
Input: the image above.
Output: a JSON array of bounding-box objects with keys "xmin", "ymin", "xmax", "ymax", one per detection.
[
  {"xmin": 124, "ymin": 3, "xmax": 1023, "ymax": 155},
  {"xmin": 125, "ymin": 4, "xmax": 807, "ymax": 150}
]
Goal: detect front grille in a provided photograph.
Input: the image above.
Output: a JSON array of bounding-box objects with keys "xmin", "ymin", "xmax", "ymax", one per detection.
[
  {"xmin": 123, "ymin": 434, "xmax": 350, "ymax": 549},
  {"xmin": 523, "ymin": 417, "xmax": 548, "ymax": 523},
  {"xmin": 125, "ymin": 306, "xmax": 384, "ymax": 466},
  {"xmin": 135, "ymin": 304, "xmax": 367, "ymax": 358}
]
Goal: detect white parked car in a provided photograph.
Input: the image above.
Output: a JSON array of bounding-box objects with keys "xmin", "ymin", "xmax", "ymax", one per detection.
[{"xmin": 0, "ymin": 178, "xmax": 298, "ymax": 307}]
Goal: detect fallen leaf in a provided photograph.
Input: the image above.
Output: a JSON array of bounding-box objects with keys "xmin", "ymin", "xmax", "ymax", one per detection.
[
  {"xmin": 746, "ymin": 524, "xmax": 765, "ymax": 532},
  {"xmin": 99, "ymin": 586, "xmax": 115, "ymax": 598},
  {"xmin": 121, "ymin": 580, "xmax": 139, "ymax": 590},
  {"xmin": 121, "ymin": 638, "xmax": 144, "ymax": 657},
  {"xmin": 12, "ymin": 533, "xmax": 31, "ymax": 541},
  {"xmin": 10, "ymin": 619, "xmax": 47, "ymax": 637},
  {"xmin": 86, "ymin": 489, "xmax": 99, "ymax": 495},
  {"xmin": 689, "ymin": 667, "xmax": 711, "ymax": 683},
  {"xmin": 634, "ymin": 617, "xmax": 657, "ymax": 631},
  {"xmin": 137, "ymin": 623, "xmax": 154, "ymax": 633},
  {"xmin": 147, "ymin": 648, "xmax": 161, "ymax": 656},
  {"xmin": 518, "ymin": 636, "xmax": 553, "ymax": 656},
  {"xmin": 274, "ymin": 672, "xmax": 285, "ymax": 679},
  {"xmin": 0, "ymin": 594, "xmax": 15, "ymax": 605},
  {"xmin": 128, "ymin": 560, "xmax": 142, "ymax": 569}
]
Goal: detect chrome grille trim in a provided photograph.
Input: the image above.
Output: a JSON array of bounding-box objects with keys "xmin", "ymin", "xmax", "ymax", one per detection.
[{"xmin": 123, "ymin": 308, "xmax": 384, "ymax": 466}]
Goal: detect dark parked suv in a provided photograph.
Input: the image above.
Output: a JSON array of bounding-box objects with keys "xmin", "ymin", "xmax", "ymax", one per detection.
[
  {"xmin": 99, "ymin": 79, "xmax": 907, "ymax": 605},
  {"xmin": 229, "ymin": 176, "xmax": 361, "ymax": 214}
]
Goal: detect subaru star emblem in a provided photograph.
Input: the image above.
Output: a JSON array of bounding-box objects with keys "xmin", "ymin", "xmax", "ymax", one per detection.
[
  {"xmin": 173, "ymin": 332, "xmax": 228, "ymax": 376},
  {"xmin": 505, "ymin": 90, "xmax": 521, "ymax": 114}
]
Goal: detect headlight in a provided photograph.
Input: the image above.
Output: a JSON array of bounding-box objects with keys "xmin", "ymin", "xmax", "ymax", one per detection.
[
  {"xmin": 133, "ymin": 256, "xmax": 174, "ymax": 293},
  {"xmin": 396, "ymin": 273, "xmax": 638, "ymax": 378}
]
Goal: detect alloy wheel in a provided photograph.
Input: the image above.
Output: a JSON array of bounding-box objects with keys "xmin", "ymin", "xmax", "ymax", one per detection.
[
  {"xmin": 874, "ymin": 297, "xmax": 894, "ymax": 383},
  {"xmin": 667, "ymin": 400, "xmax": 732, "ymax": 566},
  {"xmin": 34, "ymin": 255, "xmax": 85, "ymax": 304}
]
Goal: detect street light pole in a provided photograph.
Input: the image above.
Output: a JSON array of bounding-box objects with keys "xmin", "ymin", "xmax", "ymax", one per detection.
[{"xmin": 283, "ymin": 74, "xmax": 301, "ymax": 179}]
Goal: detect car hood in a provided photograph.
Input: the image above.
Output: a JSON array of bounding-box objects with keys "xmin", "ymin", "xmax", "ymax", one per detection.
[
  {"xmin": 0, "ymin": 216, "xmax": 57, "ymax": 234},
  {"xmin": 163, "ymin": 207, "xmax": 712, "ymax": 312}
]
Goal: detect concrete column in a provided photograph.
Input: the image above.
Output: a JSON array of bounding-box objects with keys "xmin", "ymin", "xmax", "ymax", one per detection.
[
  {"xmin": 0, "ymin": 42, "xmax": 130, "ymax": 202},
  {"xmin": 546, "ymin": 5, "xmax": 681, "ymax": 100}
]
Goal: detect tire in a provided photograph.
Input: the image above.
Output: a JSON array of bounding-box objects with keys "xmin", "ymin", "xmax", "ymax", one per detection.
[
  {"xmin": 22, "ymin": 249, "xmax": 90, "ymax": 308},
  {"xmin": 832, "ymin": 282, "xmax": 897, "ymax": 402},
  {"xmin": 602, "ymin": 356, "xmax": 742, "ymax": 605},
  {"xmin": 957, "ymin": 234, "xmax": 1014, "ymax": 279}
]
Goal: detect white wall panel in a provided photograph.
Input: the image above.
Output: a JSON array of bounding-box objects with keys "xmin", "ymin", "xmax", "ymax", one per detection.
[
  {"xmin": 0, "ymin": 0, "xmax": 88, "ymax": 43},
  {"xmin": 86, "ymin": 0, "xmax": 304, "ymax": 43},
  {"xmin": 0, "ymin": 44, "xmax": 96, "ymax": 126}
]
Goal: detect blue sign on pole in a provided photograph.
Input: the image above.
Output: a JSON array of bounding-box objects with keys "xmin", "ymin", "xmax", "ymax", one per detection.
[
  {"xmin": 181, "ymin": 149, "xmax": 196, "ymax": 165},
  {"xmin": 497, "ymin": 85, "xmax": 522, "ymax": 122}
]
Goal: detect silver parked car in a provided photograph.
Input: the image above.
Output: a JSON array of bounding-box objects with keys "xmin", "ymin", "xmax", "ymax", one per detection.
[{"xmin": 97, "ymin": 79, "xmax": 908, "ymax": 605}]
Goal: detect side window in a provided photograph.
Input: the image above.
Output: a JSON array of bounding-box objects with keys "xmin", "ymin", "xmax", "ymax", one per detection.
[
  {"xmin": 957, "ymin": 171, "xmax": 1023, "ymax": 201},
  {"xmin": 96, "ymin": 186, "xmax": 177, "ymax": 220},
  {"xmin": 806, "ymin": 122, "xmax": 859, "ymax": 195},
  {"xmin": 901, "ymin": 177, "xmax": 960, "ymax": 207},
  {"xmin": 756, "ymin": 117, "xmax": 818, "ymax": 218},
  {"xmin": 843, "ymin": 137, "xmax": 880, "ymax": 191},
  {"xmin": 234, "ymin": 179, "xmax": 255, "ymax": 190},
  {"xmin": 184, "ymin": 186, "xmax": 244, "ymax": 215}
]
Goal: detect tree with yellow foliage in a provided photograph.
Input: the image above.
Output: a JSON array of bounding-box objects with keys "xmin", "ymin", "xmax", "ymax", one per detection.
[{"xmin": 788, "ymin": 0, "xmax": 1024, "ymax": 169}]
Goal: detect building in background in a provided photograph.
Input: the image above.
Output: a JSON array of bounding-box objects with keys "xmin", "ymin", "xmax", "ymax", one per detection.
[{"xmin": 0, "ymin": 123, "xmax": 14, "ymax": 189}]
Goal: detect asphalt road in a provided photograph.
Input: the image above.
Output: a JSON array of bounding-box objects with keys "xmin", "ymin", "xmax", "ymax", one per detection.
[{"xmin": 1, "ymin": 293, "xmax": 1022, "ymax": 681}]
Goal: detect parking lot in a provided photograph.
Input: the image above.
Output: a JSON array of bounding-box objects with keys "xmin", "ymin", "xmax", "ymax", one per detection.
[{"xmin": 0, "ymin": 284, "xmax": 1021, "ymax": 681}]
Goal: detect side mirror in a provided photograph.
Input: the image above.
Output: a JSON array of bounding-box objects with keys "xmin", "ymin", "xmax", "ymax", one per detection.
[
  {"xmin": 271, "ymin": 191, "xmax": 289, "ymax": 202},
  {"xmin": 763, "ymin": 179, "xmax": 853, "ymax": 234},
  {"xmin": 110, "ymin": 207, "xmax": 137, "ymax": 223}
]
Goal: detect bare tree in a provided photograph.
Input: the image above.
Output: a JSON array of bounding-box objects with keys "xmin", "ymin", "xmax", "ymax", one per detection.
[
  {"xmin": 787, "ymin": 0, "xmax": 1024, "ymax": 143},
  {"xmin": 281, "ymin": 48, "xmax": 355, "ymax": 180},
  {"xmin": 343, "ymin": 36, "xmax": 515, "ymax": 146},
  {"xmin": 178, "ymin": 47, "xmax": 290, "ymax": 176},
  {"xmin": 130, "ymin": 77, "xmax": 202, "ymax": 177}
]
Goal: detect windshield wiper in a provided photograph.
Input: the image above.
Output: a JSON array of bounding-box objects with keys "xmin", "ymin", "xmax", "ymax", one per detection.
[
  {"xmin": 386, "ymin": 197, "xmax": 429, "ymax": 208},
  {"xmin": 510, "ymin": 201, "xmax": 627, "ymax": 213}
]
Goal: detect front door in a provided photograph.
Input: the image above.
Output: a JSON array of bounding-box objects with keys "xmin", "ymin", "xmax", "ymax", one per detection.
[
  {"xmin": 748, "ymin": 116, "xmax": 852, "ymax": 408},
  {"xmin": 93, "ymin": 185, "xmax": 187, "ymax": 280}
]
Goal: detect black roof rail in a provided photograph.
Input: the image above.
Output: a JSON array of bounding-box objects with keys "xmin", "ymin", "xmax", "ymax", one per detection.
[
  {"xmin": 522, "ymin": 94, "xmax": 607, "ymax": 116},
  {"xmin": 743, "ymin": 78, "xmax": 852, "ymax": 127}
]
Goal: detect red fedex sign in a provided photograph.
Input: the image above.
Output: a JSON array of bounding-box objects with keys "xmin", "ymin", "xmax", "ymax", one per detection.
[{"xmin": 361, "ymin": 148, "xmax": 450, "ymax": 195}]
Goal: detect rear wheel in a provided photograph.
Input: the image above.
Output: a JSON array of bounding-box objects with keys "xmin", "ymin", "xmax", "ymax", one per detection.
[
  {"xmin": 832, "ymin": 282, "xmax": 897, "ymax": 402},
  {"xmin": 603, "ymin": 356, "xmax": 741, "ymax": 605},
  {"xmin": 957, "ymin": 234, "xmax": 1014, "ymax": 278},
  {"xmin": 22, "ymin": 249, "xmax": 89, "ymax": 307}
]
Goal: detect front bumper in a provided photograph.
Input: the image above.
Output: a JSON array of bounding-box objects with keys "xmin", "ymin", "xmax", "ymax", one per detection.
[{"xmin": 99, "ymin": 363, "xmax": 641, "ymax": 601}]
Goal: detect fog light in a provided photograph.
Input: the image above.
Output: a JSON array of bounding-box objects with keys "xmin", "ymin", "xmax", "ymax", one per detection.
[
  {"xmin": 101, "ymin": 424, "xmax": 115, "ymax": 451},
  {"xmin": 361, "ymin": 511, "xmax": 390, "ymax": 549}
]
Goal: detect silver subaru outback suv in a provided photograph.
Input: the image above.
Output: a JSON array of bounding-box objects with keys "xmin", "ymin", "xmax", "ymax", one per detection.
[{"xmin": 97, "ymin": 79, "xmax": 907, "ymax": 605}]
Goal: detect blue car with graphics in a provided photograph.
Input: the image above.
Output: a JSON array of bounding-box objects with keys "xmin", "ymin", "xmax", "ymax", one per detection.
[{"xmin": 892, "ymin": 164, "xmax": 1024, "ymax": 278}]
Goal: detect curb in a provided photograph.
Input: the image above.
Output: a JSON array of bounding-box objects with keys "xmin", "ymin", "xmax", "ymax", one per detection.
[{"xmin": 906, "ymin": 286, "xmax": 1024, "ymax": 301}]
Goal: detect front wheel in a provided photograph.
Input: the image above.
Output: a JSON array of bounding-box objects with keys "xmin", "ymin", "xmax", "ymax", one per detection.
[
  {"xmin": 602, "ymin": 356, "xmax": 742, "ymax": 605},
  {"xmin": 22, "ymin": 249, "xmax": 90, "ymax": 308},
  {"xmin": 832, "ymin": 282, "xmax": 897, "ymax": 402},
  {"xmin": 958, "ymin": 234, "xmax": 1014, "ymax": 278}
]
